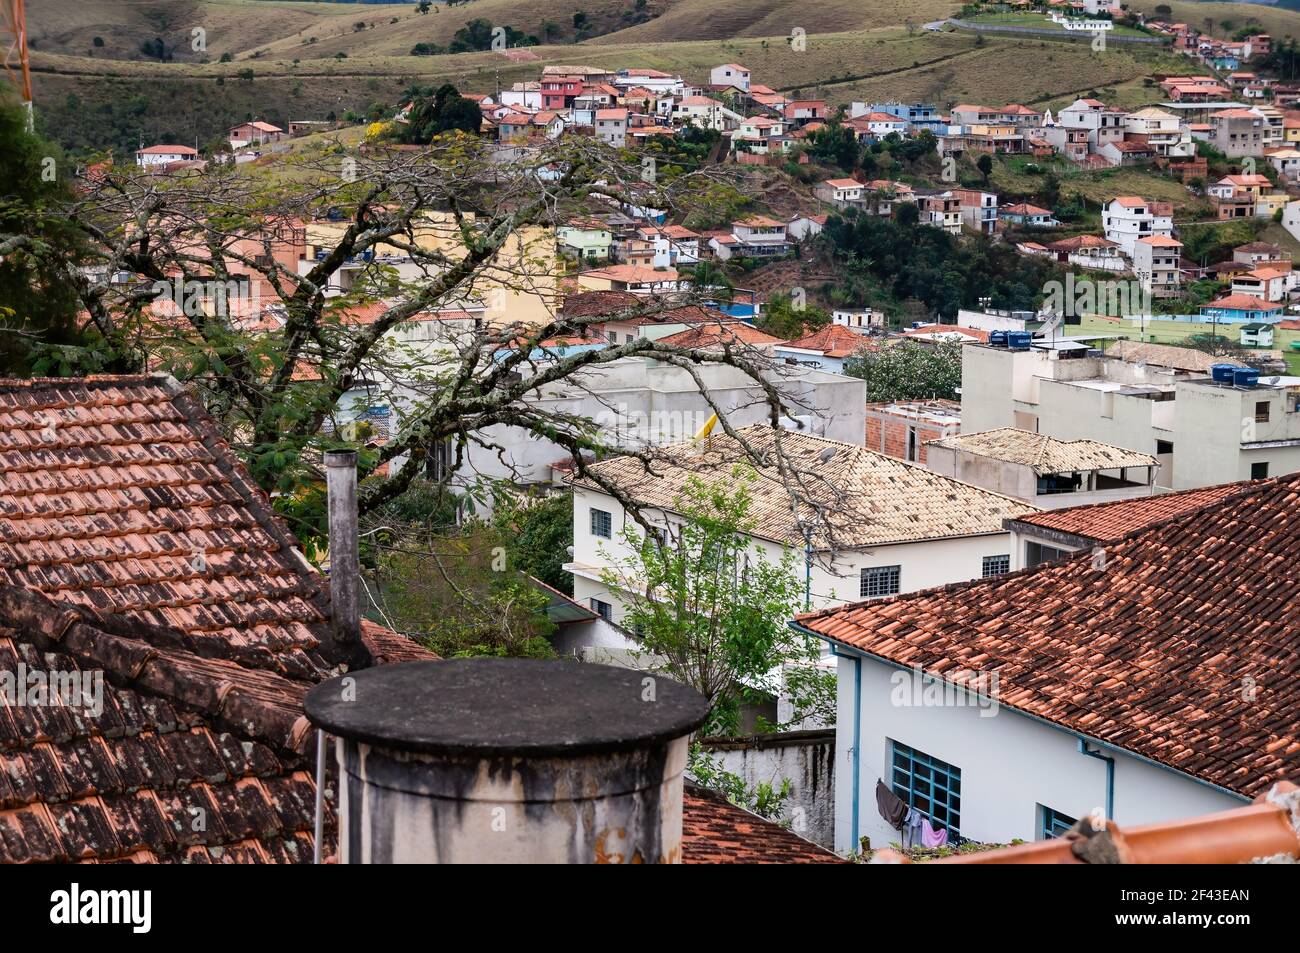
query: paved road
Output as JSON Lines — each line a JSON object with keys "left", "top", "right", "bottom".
{"left": 923, "top": 19, "right": 950, "bottom": 31}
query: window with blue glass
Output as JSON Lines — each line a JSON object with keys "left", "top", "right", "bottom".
{"left": 889, "top": 740, "right": 961, "bottom": 836}
{"left": 1039, "top": 805, "right": 1076, "bottom": 840}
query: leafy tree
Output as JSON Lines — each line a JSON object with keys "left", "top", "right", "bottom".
{"left": 758, "top": 292, "right": 830, "bottom": 340}
{"left": 374, "top": 521, "right": 558, "bottom": 658}
{"left": 976, "top": 152, "right": 993, "bottom": 184}
{"left": 0, "top": 95, "right": 104, "bottom": 375}
{"left": 807, "top": 120, "right": 859, "bottom": 172}
{"left": 495, "top": 493, "right": 574, "bottom": 594}
{"left": 598, "top": 470, "right": 832, "bottom": 736}
{"left": 397, "top": 83, "right": 482, "bottom": 142}
{"left": 843, "top": 340, "right": 964, "bottom": 402}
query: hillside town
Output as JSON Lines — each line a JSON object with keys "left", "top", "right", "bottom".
{"left": 0, "top": 0, "right": 1298, "bottom": 901}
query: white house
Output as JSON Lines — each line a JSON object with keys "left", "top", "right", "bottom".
{"left": 672, "top": 96, "right": 743, "bottom": 132}
{"left": 135, "top": 144, "right": 199, "bottom": 168}
{"left": 613, "top": 68, "right": 685, "bottom": 96}
{"left": 1102, "top": 196, "right": 1174, "bottom": 258}
{"left": 594, "top": 108, "right": 629, "bottom": 147}
{"left": 1131, "top": 235, "right": 1184, "bottom": 297}
{"left": 796, "top": 477, "right": 1282, "bottom": 854}
{"left": 566, "top": 425, "right": 1032, "bottom": 626}
{"left": 710, "top": 63, "right": 751, "bottom": 92}
{"left": 813, "top": 178, "right": 865, "bottom": 208}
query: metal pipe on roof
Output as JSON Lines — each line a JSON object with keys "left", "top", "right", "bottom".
{"left": 313, "top": 729, "right": 326, "bottom": 865}
{"left": 324, "top": 450, "right": 361, "bottom": 653}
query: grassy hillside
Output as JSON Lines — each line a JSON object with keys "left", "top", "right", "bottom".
{"left": 1128, "top": 0, "right": 1300, "bottom": 42}
{"left": 587, "top": 0, "right": 960, "bottom": 44}
{"left": 23, "top": 0, "right": 1222, "bottom": 157}
{"left": 25, "top": 0, "right": 669, "bottom": 63}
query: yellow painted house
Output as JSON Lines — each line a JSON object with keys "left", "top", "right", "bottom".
{"left": 301, "top": 212, "right": 561, "bottom": 326}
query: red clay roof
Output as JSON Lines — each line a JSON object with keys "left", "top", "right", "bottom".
{"left": 659, "top": 323, "right": 784, "bottom": 349}
{"left": 783, "top": 323, "right": 872, "bottom": 358}
{"left": 681, "top": 786, "right": 844, "bottom": 863}
{"left": 1008, "top": 481, "right": 1249, "bottom": 544}
{"left": 796, "top": 473, "right": 1300, "bottom": 798}
{"left": 0, "top": 375, "right": 431, "bottom": 862}
{"left": 0, "top": 377, "right": 826, "bottom": 864}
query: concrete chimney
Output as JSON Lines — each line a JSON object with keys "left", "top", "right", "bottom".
{"left": 304, "top": 658, "right": 709, "bottom": 863}
{"left": 324, "top": 449, "right": 360, "bottom": 653}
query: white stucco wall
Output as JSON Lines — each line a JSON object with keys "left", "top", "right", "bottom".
{"left": 568, "top": 486, "right": 1017, "bottom": 620}
{"left": 830, "top": 652, "right": 1246, "bottom": 854}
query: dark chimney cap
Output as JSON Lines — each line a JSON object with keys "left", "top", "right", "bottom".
{"left": 305, "top": 659, "right": 709, "bottom": 758}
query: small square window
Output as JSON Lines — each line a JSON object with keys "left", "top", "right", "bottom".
{"left": 1040, "top": 805, "right": 1076, "bottom": 840}
{"left": 860, "top": 565, "right": 901, "bottom": 598}
{"left": 590, "top": 508, "right": 613, "bottom": 539}
{"left": 1251, "top": 462, "right": 1270, "bottom": 479}
{"left": 590, "top": 598, "right": 612, "bottom": 620}
{"left": 1255, "top": 400, "right": 1270, "bottom": 423}
{"left": 981, "top": 554, "right": 1010, "bottom": 578}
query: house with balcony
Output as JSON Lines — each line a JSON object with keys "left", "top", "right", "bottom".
{"left": 673, "top": 96, "right": 743, "bottom": 131}
{"left": 1121, "top": 107, "right": 1195, "bottom": 158}
{"left": 846, "top": 112, "right": 908, "bottom": 142}
{"left": 1102, "top": 196, "right": 1174, "bottom": 258}
{"left": 854, "top": 101, "right": 945, "bottom": 134}
{"left": 917, "top": 191, "right": 962, "bottom": 235}
{"left": 953, "top": 189, "right": 999, "bottom": 235}
{"left": 1131, "top": 235, "right": 1184, "bottom": 297}
{"left": 710, "top": 216, "right": 791, "bottom": 260}
{"left": 1043, "top": 234, "right": 1125, "bottom": 271}
{"left": 1229, "top": 263, "right": 1296, "bottom": 303}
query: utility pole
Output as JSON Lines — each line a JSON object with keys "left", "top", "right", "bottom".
{"left": 1, "top": 0, "right": 33, "bottom": 131}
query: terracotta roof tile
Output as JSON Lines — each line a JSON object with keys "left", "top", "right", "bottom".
{"left": 927, "top": 428, "right": 1157, "bottom": 475}
{"left": 681, "top": 786, "right": 844, "bottom": 863}
{"left": 0, "top": 378, "right": 849, "bottom": 864}
{"left": 577, "top": 425, "right": 1034, "bottom": 549}
{"left": 1009, "top": 481, "right": 1249, "bottom": 544}
{"left": 795, "top": 474, "right": 1300, "bottom": 797}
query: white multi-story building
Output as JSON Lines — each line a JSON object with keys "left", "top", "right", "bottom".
{"left": 1131, "top": 234, "right": 1184, "bottom": 297}
{"left": 1102, "top": 196, "right": 1174, "bottom": 258}
{"left": 961, "top": 337, "right": 1300, "bottom": 489}
{"left": 566, "top": 425, "right": 1031, "bottom": 625}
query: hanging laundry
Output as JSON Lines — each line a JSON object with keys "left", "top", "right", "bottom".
{"left": 902, "top": 808, "right": 925, "bottom": 849}
{"left": 875, "top": 779, "right": 908, "bottom": 829}
{"left": 921, "top": 817, "right": 949, "bottom": 848}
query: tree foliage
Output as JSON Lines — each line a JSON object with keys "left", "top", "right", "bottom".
{"left": 599, "top": 470, "right": 832, "bottom": 737}
{"left": 0, "top": 95, "right": 106, "bottom": 375}
{"left": 843, "top": 340, "right": 964, "bottom": 402}
{"left": 397, "top": 84, "right": 482, "bottom": 143}
{"left": 822, "top": 207, "right": 1056, "bottom": 319}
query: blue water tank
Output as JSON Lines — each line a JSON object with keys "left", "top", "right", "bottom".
{"left": 1234, "top": 368, "right": 1260, "bottom": 389}
{"left": 1007, "top": 331, "right": 1032, "bottom": 350}
{"left": 989, "top": 330, "right": 1008, "bottom": 348}
{"left": 1211, "top": 363, "right": 1237, "bottom": 384}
